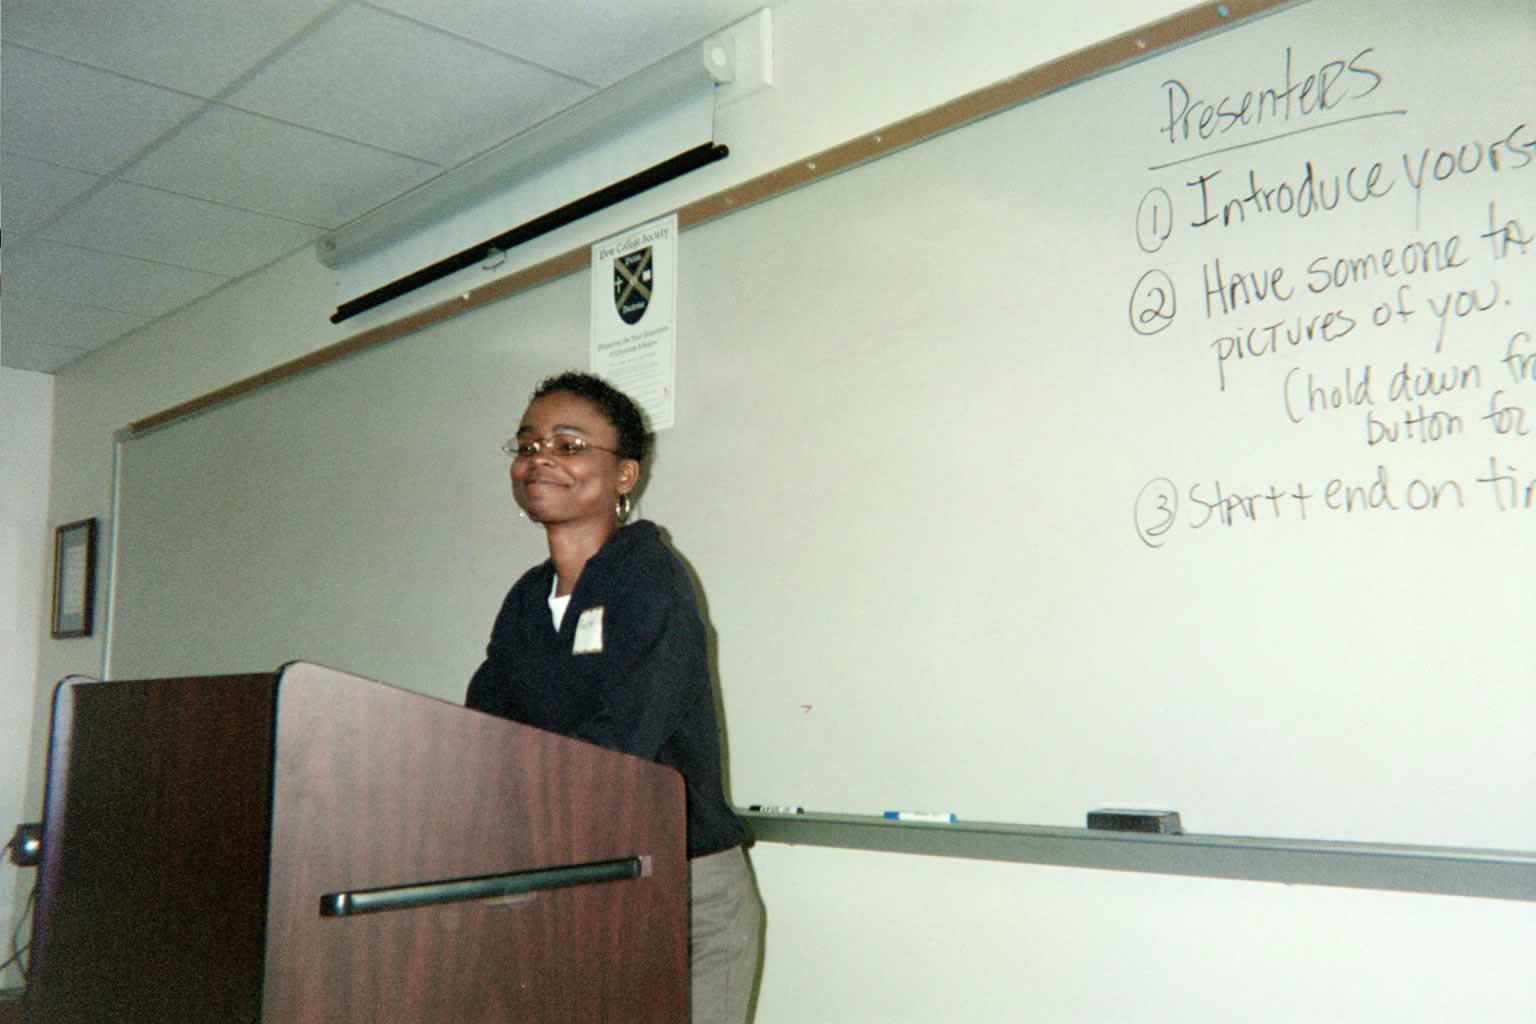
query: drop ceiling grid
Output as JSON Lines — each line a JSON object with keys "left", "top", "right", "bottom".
{"left": 0, "top": 0, "right": 776, "bottom": 373}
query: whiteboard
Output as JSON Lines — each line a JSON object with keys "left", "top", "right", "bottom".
{"left": 111, "top": 0, "right": 1536, "bottom": 852}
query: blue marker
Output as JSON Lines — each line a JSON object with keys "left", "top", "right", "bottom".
{"left": 883, "top": 810, "right": 957, "bottom": 823}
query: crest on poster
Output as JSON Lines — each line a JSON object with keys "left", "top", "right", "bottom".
{"left": 613, "top": 247, "right": 653, "bottom": 324}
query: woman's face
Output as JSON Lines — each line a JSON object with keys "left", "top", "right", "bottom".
{"left": 509, "top": 391, "right": 637, "bottom": 527}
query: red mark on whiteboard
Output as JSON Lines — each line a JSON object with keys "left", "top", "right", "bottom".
{"left": 801, "top": 705, "right": 813, "bottom": 713}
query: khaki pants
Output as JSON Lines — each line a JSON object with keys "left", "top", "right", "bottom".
{"left": 689, "top": 845, "right": 763, "bottom": 1024}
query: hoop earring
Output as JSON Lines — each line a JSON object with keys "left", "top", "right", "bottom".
{"left": 615, "top": 492, "right": 632, "bottom": 524}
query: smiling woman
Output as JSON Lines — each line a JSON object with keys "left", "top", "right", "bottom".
{"left": 506, "top": 381, "right": 644, "bottom": 550}
{"left": 466, "top": 371, "right": 762, "bottom": 1024}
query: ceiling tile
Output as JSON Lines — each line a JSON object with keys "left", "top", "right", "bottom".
{"left": 227, "top": 6, "right": 594, "bottom": 165}
{"left": 0, "top": 0, "right": 776, "bottom": 375}
{"left": 41, "top": 182, "right": 322, "bottom": 277}
{"left": 121, "top": 106, "right": 441, "bottom": 228}
{"left": 0, "top": 151, "right": 103, "bottom": 235}
{"left": 374, "top": 0, "right": 765, "bottom": 85}
{"left": 6, "top": 239, "right": 229, "bottom": 318}
{"left": 0, "top": 0, "right": 340, "bottom": 97}
{"left": 1, "top": 295, "right": 151, "bottom": 353}
{"left": 0, "top": 44, "right": 206, "bottom": 173}
{"left": 0, "top": 339, "right": 98, "bottom": 374}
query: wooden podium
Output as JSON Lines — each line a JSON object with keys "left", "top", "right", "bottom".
{"left": 26, "top": 662, "right": 688, "bottom": 1023}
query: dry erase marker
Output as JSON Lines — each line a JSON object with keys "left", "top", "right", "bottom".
{"left": 883, "top": 810, "right": 957, "bottom": 823}
{"left": 749, "top": 804, "right": 805, "bottom": 814}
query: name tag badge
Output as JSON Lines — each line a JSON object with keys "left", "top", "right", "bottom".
{"left": 573, "top": 606, "right": 605, "bottom": 655}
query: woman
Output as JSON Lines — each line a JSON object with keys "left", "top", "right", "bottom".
{"left": 466, "top": 371, "right": 761, "bottom": 1023}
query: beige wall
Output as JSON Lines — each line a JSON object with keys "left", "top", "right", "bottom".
{"left": 1, "top": 366, "right": 53, "bottom": 988}
{"left": 26, "top": 0, "right": 1192, "bottom": 803}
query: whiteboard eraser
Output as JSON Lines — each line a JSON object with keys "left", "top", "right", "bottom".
{"left": 1087, "top": 809, "right": 1183, "bottom": 834}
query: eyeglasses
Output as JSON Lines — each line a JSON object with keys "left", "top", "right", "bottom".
{"left": 501, "top": 434, "right": 622, "bottom": 460}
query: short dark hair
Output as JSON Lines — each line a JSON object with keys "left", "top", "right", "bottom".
{"left": 531, "top": 371, "right": 652, "bottom": 462}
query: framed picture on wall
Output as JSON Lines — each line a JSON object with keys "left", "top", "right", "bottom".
{"left": 51, "top": 518, "right": 98, "bottom": 639}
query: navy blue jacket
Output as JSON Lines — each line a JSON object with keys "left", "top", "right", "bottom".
{"left": 467, "top": 520, "right": 747, "bottom": 858}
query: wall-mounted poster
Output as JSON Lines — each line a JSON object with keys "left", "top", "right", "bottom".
{"left": 51, "top": 518, "right": 97, "bottom": 639}
{"left": 591, "top": 213, "right": 678, "bottom": 431}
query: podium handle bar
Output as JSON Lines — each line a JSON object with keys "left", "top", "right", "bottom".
{"left": 319, "top": 856, "right": 644, "bottom": 917}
